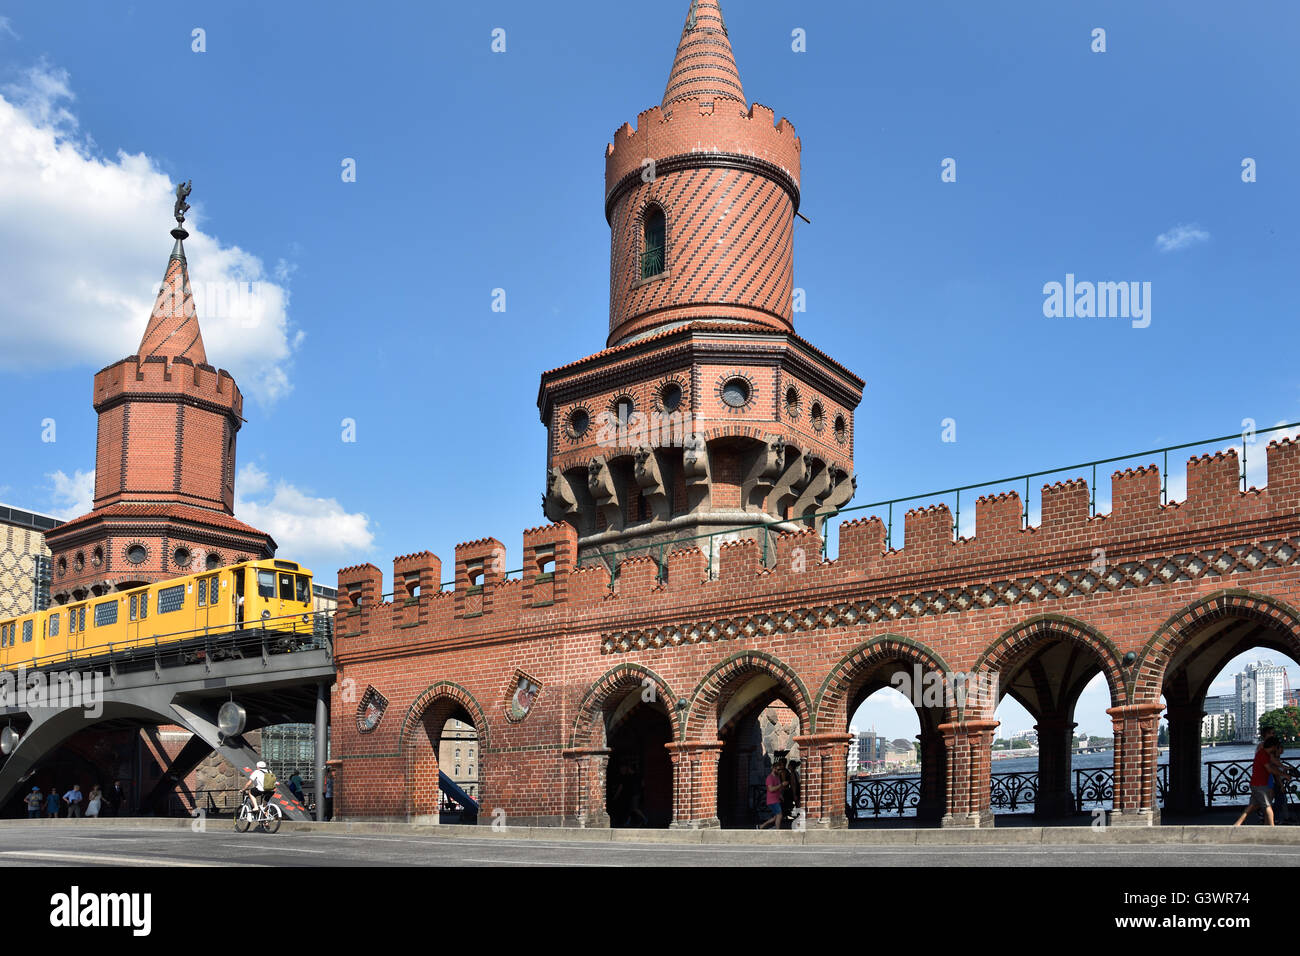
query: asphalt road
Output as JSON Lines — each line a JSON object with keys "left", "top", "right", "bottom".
{"left": 0, "top": 825, "right": 1298, "bottom": 866}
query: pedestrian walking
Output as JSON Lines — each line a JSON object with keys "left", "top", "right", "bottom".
{"left": 45, "top": 787, "right": 61, "bottom": 818}
{"left": 288, "top": 770, "right": 304, "bottom": 803}
{"left": 63, "top": 784, "right": 84, "bottom": 819}
{"left": 785, "top": 758, "right": 803, "bottom": 826}
{"left": 109, "top": 781, "right": 127, "bottom": 818}
{"left": 757, "top": 761, "right": 783, "bottom": 830}
{"left": 25, "top": 787, "right": 43, "bottom": 819}
{"left": 323, "top": 768, "right": 334, "bottom": 821}
{"left": 1233, "top": 737, "right": 1291, "bottom": 826}
{"left": 86, "top": 785, "right": 103, "bottom": 818}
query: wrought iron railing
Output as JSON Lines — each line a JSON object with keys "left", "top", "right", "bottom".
{"left": 574, "top": 421, "right": 1299, "bottom": 587}
{"left": 989, "top": 771, "right": 1039, "bottom": 811}
{"left": 1206, "top": 759, "right": 1300, "bottom": 806}
{"left": 848, "top": 774, "right": 923, "bottom": 818}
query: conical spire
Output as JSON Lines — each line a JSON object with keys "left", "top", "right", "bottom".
{"left": 136, "top": 232, "right": 208, "bottom": 365}
{"left": 662, "top": 0, "right": 746, "bottom": 109}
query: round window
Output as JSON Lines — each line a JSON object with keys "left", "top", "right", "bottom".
{"left": 834, "top": 414, "right": 848, "bottom": 443}
{"left": 566, "top": 408, "right": 590, "bottom": 439}
{"left": 810, "top": 402, "right": 825, "bottom": 431}
{"left": 74, "top": 552, "right": 85, "bottom": 572}
{"left": 91, "top": 547, "right": 104, "bottom": 568}
{"left": 57, "top": 557, "right": 67, "bottom": 576}
{"left": 206, "top": 553, "right": 221, "bottom": 570}
{"left": 614, "top": 397, "right": 635, "bottom": 422}
{"left": 721, "top": 378, "right": 751, "bottom": 408}
{"left": 173, "top": 547, "right": 192, "bottom": 568}
{"left": 660, "top": 382, "right": 683, "bottom": 413}
{"left": 784, "top": 386, "right": 801, "bottom": 417}
{"left": 125, "top": 545, "right": 147, "bottom": 565}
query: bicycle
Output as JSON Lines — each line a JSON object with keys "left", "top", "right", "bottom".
{"left": 234, "top": 792, "right": 283, "bottom": 833}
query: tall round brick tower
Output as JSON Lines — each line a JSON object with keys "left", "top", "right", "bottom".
{"left": 539, "top": 0, "right": 863, "bottom": 569}
{"left": 46, "top": 210, "right": 275, "bottom": 603}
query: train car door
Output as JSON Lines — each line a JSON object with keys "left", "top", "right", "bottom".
{"left": 126, "top": 592, "right": 143, "bottom": 645}
{"left": 235, "top": 568, "right": 247, "bottom": 629}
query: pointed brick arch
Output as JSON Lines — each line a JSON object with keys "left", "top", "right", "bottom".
{"left": 398, "top": 681, "right": 491, "bottom": 753}
{"left": 977, "top": 614, "right": 1126, "bottom": 710}
{"left": 1134, "top": 589, "right": 1300, "bottom": 701}
{"left": 811, "top": 634, "right": 955, "bottom": 733}
{"left": 569, "top": 662, "right": 681, "bottom": 749}
{"left": 684, "top": 650, "right": 810, "bottom": 741}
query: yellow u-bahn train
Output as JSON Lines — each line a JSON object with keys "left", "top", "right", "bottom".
{"left": 0, "top": 559, "right": 316, "bottom": 671}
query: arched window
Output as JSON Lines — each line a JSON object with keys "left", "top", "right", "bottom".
{"left": 641, "top": 206, "right": 666, "bottom": 279}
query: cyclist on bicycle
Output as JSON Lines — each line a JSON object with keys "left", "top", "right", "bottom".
{"left": 243, "top": 761, "right": 276, "bottom": 815}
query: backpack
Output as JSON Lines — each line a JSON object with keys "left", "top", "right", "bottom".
{"left": 262, "top": 770, "right": 277, "bottom": 791}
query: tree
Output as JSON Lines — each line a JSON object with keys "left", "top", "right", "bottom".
{"left": 1158, "top": 724, "right": 1169, "bottom": 746}
{"left": 1259, "top": 706, "right": 1300, "bottom": 746}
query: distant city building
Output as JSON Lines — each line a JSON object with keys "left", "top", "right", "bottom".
{"left": 439, "top": 717, "right": 479, "bottom": 803}
{"left": 0, "top": 504, "right": 62, "bottom": 619}
{"left": 1204, "top": 694, "right": 1236, "bottom": 718}
{"left": 1201, "top": 711, "right": 1235, "bottom": 740}
{"left": 1238, "top": 661, "right": 1287, "bottom": 741}
{"left": 1010, "top": 729, "right": 1038, "bottom": 744}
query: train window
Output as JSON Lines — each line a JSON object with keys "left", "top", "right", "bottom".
{"left": 48, "top": 614, "right": 59, "bottom": 637}
{"left": 279, "top": 573, "right": 294, "bottom": 601}
{"left": 22, "top": 620, "right": 32, "bottom": 642}
{"left": 198, "top": 579, "right": 207, "bottom": 607}
{"left": 130, "top": 595, "right": 138, "bottom": 621}
{"left": 95, "top": 601, "right": 118, "bottom": 627}
{"left": 158, "top": 585, "right": 185, "bottom": 614}
{"left": 257, "top": 570, "right": 275, "bottom": 598}
{"left": 296, "top": 575, "right": 310, "bottom": 604}
{"left": 141, "top": 593, "right": 149, "bottom": 619}
{"left": 78, "top": 608, "right": 86, "bottom": 632}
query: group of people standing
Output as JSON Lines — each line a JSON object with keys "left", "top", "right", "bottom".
{"left": 24, "top": 781, "right": 127, "bottom": 819}
{"left": 758, "top": 755, "right": 802, "bottom": 829}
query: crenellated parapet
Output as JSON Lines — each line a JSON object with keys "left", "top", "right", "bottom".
{"left": 93, "top": 354, "right": 242, "bottom": 419}
{"left": 337, "top": 442, "right": 1300, "bottom": 658}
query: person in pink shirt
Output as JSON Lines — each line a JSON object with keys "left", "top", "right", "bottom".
{"left": 757, "top": 764, "right": 783, "bottom": 830}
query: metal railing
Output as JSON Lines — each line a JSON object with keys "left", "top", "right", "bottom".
{"left": 573, "top": 421, "right": 1299, "bottom": 587}
{"left": 2, "top": 610, "right": 334, "bottom": 679}
{"left": 1206, "top": 759, "right": 1300, "bottom": 807}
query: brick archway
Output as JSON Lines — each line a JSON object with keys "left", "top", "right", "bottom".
{"left": 399, "top": 681, "right": 490, "bottom": 822}
{"left": 569, "top": 662, "right": 681, "bottom": 749}
{"left": 812, "top": 634, "right": 955, "bottom": 733}
{"left": 684, "top": 650, "right": 810, "bottom": 742}
{"left": 977, "top": 614, "right": 1126, "bottom": 711}
{"left": 1134, "top": 589, "right": 1300, "bottom": 698}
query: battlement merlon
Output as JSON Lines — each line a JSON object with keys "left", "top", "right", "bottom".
{"left": 335, "top": 441, "right": 1300, "bottom": 637}
{"left": 604, "top": 101, "right": 802, "bottom": 216}
{"left": 93, "top": 354, "right": 243, "bottom": 421}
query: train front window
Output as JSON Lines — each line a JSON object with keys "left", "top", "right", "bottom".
{"left": 257, "top": 570, "right": 275, "bottom": 598}
{"left": 296, "top": 575, "right": 311, "bottom": 604}
{"left": 279, "top": 573, "right": 294, "bottom": 601}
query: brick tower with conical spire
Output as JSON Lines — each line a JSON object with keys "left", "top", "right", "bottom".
{"left": 539, "top": 0, "right": 863, "bottom": 569}
{"left": 46, "top": 202, "right": 275, "bottom": 603}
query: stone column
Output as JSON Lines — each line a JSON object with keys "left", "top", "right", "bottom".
{"left": 562, "top": 747, "right": 611, "bottom": 828}
{"left": 1107, "top": 701, "right": 1164, "bottom": 827}
{"left": 1034, "top": 715, "right": 1078, "bottom": 819}
{"left": 940, "top": 717, "right": 998, "bottom": 828}
{"left": 1163, "top": 703, "right": 1205, "bottom": 815}
{"left": 793, "top": 732, "right": 852, "bottom": 829}
{"left": 666, "top": 740, "right": 723, "bottom": 829}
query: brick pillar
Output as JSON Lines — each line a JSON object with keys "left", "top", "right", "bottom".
{"left": 1163, "top": 704, "right": 1205, "bottom": 815}
{"left": 940, "top": 718, "right": 998, "bottom": 828}
{"left": 1108, "top": 701, "right": 1163, "bottom": 826}
{"left": 563, "top": 747, "right": 612, "bottom": 828}
{"left": 793, "top": 732, "right": 852, "bottom": 829}
{"left": 917, "top": 726, "right": 946, "bottom": 821}
{"left": 1034, "top": 715, "right": 1078, "bottom": 818}
{"left": 666, "top": 741, "right": 723, "bottom": 829}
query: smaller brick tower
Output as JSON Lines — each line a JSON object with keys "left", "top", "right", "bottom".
{"left": 538, "top": 0, "right": 863, "bottom": 569}
{"left": 46, "top": 204, "right": 274, "bottom": 602}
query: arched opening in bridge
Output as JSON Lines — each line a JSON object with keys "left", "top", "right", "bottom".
{"left": 410, "top": 702, "right": 482, "bottom": 825}
{"left": 604, "top": 700, "right": 673, "bottom": 828}
{"left": 989, "top": 628, "right": 1120, "bottom": 823}
{"left": 714, "top": 674, "right": 804, "bottom": 829}
{"left": 847, "top": 683, "right": 939, "bottom": 826}
{"left": 1155, "top": 604, "right": 1300, "bottom": 821}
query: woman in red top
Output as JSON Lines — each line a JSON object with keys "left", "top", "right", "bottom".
{"left": 1233, "top": 738, "right": 1290, "bottom": 826}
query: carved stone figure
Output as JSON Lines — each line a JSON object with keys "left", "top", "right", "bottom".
{"left": 742, "top": 436, "right": 785, "bottom": 511}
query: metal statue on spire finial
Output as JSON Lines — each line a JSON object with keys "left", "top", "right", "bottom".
{"left": 171, "top": 180, "right": 192, "bottom": 240}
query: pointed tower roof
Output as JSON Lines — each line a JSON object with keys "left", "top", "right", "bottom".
{"left": 662, "top": 0, "right": 746, "bottom": 109}
{"left": 137, "top": 228, "right": 208, "bottom": 366}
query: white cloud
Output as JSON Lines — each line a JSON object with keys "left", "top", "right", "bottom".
{"left": 47, "top": 468, "right": 95, "bottom": 520}
{"left": 1155, "top": 223, "right": 1210, "bottom": 253}
{"left": 0, "top": 61, "right": 299, "bottom": 403}
{"left": 235, "top": 464, "right": 375, "bottom": 568}
{"left": 0, "top": 17, "right": 18, "bottom": 40}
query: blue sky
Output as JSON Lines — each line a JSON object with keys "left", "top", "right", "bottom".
{"left": 0, "top": 0, "right": 1297, "bottom": 737}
